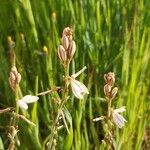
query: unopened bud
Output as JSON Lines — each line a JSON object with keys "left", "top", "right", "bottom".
{"left": 104, "top": 84, "right": 111, "bottom": 98}
{"left": 16, "top": 73, "right": 21, "bottom": 84}
{"left": 110, "top": 87, "right": 118, "bottom": 99}
{"left": 52, "top": 12, "right": 56, "bottom": 22}
{"left": 43, "top": 46, "right": 48, "bottom": 54}
{"left": 61, "top": 35, "right": 69, "bottom": 50}
{"left": 11, "top": 66, "right": 18, "bottom": 76}
{"left": 62, "top": 27, "right": 73, "bottom": 41}
{"left": 58, "top": 45, "right": 67, "bottom": 64}
{"left": 68, "top": 40, "right": 76, "bottom": 60}
{"left": 9, "top": 66, "right": 21, "bottom": 90}
{"left": 20, "top": 33, "right": 25, "bottom": 41}
{"left": 104, "top": 72, "right": 115, "bottom": 86}
{"left": 7, "top": 36, "right": 15, "bottom": 49}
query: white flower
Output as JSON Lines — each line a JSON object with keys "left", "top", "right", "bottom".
{"left": 17, "top": 95, "right": 39, "bottom": 110}
{"left": 70, "top": 78, "right": 89, "bottom": 99}
{"left": 70, "top": 66, "right": 89, "bottom": 99}
{"left": 112, "top": 106, "right": 127, "bottom": 128}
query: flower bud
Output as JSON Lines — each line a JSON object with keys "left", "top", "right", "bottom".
{"left": 7, "top": 36, "right": 15, "bottom": 49}
{"left": 68, "top": 40, "right": 76, "bottom": 60}
{"left": 16, "top": 73, "right": 21, "bottom": 84}
{"left": 11, "top": 66, "right": 18, "bottom": 76}
{"left": 58, "top": 45, "right": 67, "bottom": 64}
{"left": 104, "top": 84, "right": 111, "bottom": 98}
{"left": 43, "top": 46, "right": 48, "bottom": 54}
{"left": 110, "top": 87, "right": 118, "bottom": 99}
{"left": 62, "top": 27, "right": 73, "bottom": 41}
{"left": 104, "top": 72, "right": 115, "bottom": 86}
{"left": 51, "top": 12, "right": 56, "bottom": 22}
{"left": 61, "top": 35, "right": 69, "bottom": 50}
{"left": 9, "top": 66, "right": 21, "bottom": 90}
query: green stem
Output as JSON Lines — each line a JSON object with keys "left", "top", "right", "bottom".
{"left": 48, "top": 62, "right": 70, "bottom": 149}
{"left": 107, "top": 99, "right": 112, "bottom": 119}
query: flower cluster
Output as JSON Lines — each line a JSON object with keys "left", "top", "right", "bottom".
{"left": 103, "top": 72, "right": 126, "bottom": 128}
{"left": 104, "top": 72, "right": 118, "bottom": 100}
{"left": 93, "top": 72, "right": 126, "bottom": 130}
{"left": 9, "top": 66, "right": 21, "bottom": 91}
{"left": 57, "top": 27, "right": 89, "bottom": 100}
{"left": 58, "top": 27, "right": 76, "bottom": 65}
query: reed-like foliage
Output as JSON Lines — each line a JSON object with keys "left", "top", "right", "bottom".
{"left": 0, "top": 0, "right": 149, "bottom": 149}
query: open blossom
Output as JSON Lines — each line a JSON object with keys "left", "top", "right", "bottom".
{"left": 112, "top": 106, "right": 127, "bottom": 128}
{"left": 70, "top": 66, "right": 89, "bottom": 99}
{"left": 70, "top": 78, "right": 89, "bottom": 99}
{"left": 17, "top": 95, "right": 39, "bottom": 110}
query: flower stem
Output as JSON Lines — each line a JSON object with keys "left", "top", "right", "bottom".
{"left": 48, "top": 61, "right": 70, "bottom": 149}
{"left": 107, "top": 99, "right": 112, "bottom": 119}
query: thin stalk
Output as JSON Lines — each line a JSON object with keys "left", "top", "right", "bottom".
{"left": 107, "top": 99, "right": 112, "bottom": 119}
{"left": 105, "top": 98, "right": 115, "bottom": 150}
{"left": 48, "top": 62, "right": 70, "bottom": 149}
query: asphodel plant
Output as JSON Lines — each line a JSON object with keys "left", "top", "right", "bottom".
{"left": 46, "top": 27, "right": 89, "bottom": 149}
{"left": 7, "top": 37, "right": 39, "bottom": 149}
{"left": 93, "top": 72, "right": 127, "bottom": 149}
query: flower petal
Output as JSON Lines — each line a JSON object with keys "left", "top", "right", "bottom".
{"left": 71, "top": 66, "right": 87, "bottom": 78}
{"left": 114, "top": 106, "right": 126, "bottom": 113}
{"left": 21, "top": 95, "right": 39, "bottom": 103}
{"left": 17, "top": 100, "right": 28, "bottom": 110}
{"left": 113, "top": 112, "right": 127, "bottom": 128}
{"left": 70, "top": 79, "right": 89, "bottom": 99}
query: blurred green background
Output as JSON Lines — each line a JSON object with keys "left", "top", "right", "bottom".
{"left": 0, "top": 0, "right": 150, "bottom": 149}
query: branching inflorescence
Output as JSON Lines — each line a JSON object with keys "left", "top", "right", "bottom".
{"left": 47, "top": 27, "right": 89, "bottom": 149}
{"left": 93, "top": 72, "right": 127, "bottom": 149}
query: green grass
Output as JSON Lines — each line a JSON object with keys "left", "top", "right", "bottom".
{"left": 0, "top": 0, "right": 150, "bottom": 149}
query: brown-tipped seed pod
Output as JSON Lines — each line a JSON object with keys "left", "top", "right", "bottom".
{"left": 110, "top": 87, "right": 118, "bottom": 99}
{"left": 104, "top": 84, "right": 112, "bottom": 98}
{"left": 58, "top": 45, "right": 67, "bottom": 64}
{"left": 9, "top": 66, "right": 21, "bottom": 91}
{"left": 61, "top": 35, "right": 69, "bottom": 50}
{"left": 68, "top": 40, "right": 76, "bottom": 60}
{"left": 104, "top": 72, "right": 115, "bottom": 86}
